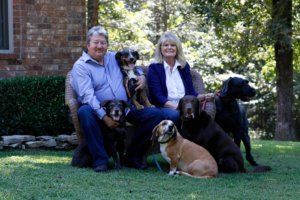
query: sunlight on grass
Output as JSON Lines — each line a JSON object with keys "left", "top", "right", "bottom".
{"left": 275, "top": 144, "right": 297, "bottom": 154}
{"left": 0, "top": 154, "right": 71, "bottom": 173}
{"left": 249, "top": 140, "right": 300, "bottom": 153}
{"left": 0, "top": 192, "right": 13, "bottom": 200}
{"left": 251, "top": 144, "right": 262, "bottom": 149}
{"left": 3, "top": 155, "right": 70, "bottom": 164}
{"left": 276, "top": 145, "right": 294, "bottom": 149}
{"left": 189, "top": 193, "right": 198, "bottom": 199}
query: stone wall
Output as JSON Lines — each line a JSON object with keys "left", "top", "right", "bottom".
{"left": 0, "top": 0, "right": 86, "bottom": 78}
{"left": 0, "top": 133, "right": 78, "bottom": 150}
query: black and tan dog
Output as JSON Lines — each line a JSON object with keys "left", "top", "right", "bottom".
{"left": 116, "top": 48, "right": 153, "bottom": 109}
{"left": 178, "top": 95, "right": 271, "bottom": 173}
{"left": 152, "top": 120, "right": 218, "bottom": 178}
{"left": 215, "top": 77, "right": 259, "bottom": 166}
{"left": 71, "top": 100, "right": 127, "bottom": 169}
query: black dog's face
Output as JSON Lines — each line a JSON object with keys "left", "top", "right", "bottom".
{"left": 178, "top": 95, "right": 200, "bottom": 121}
{"left": 222, "top": 77, "right": 256, "bottom": 101}
{"left": 101, "top": 100, "right": 127, "bottom": 122}
{"left": 115, "top": 48, "right": 139, "bottom": 69}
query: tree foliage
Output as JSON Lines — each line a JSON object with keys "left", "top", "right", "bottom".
{"left": 88, "top": 0, "right": 300, "bottom": 140}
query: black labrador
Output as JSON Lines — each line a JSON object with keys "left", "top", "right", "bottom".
{"left": 215, "top": 77, "right": 258, "bottom": 166}
{"left": 71, "top": 100, "right": 128, "bottom": 169}
{"left": 179, "top": 95, "right": 271, "bottom": 173}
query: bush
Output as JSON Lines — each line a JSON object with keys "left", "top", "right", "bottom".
{"left": 0, "top": 76, "right": 74, "bottom": 136}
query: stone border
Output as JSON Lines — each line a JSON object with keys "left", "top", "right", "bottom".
{"left": 0, "top": 133, "right": 78, "bottom": 150}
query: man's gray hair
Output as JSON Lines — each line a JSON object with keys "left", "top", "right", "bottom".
{"left": 86, "top": 26, "right": 109, "bottom": 45}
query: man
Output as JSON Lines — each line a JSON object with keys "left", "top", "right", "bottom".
{"left": 71, "top": 26, "right": 178, "bottom": 172}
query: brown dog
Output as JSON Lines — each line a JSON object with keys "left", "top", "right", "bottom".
{"left": 179, "top": 95, "right": 271, "bottom": 173}
{"left": 115, "top": 48, "right": 153, "bottom": 109}
{"left": 152, "top": 120, "right": 218, "bottom": 178}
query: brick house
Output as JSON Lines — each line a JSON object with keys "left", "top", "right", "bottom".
{"left": 0, "top": 0, "right": 86, "bottom": 79}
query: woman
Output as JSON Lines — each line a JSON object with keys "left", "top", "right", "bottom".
{"left": 147, "top": 32, "right": 201, "bottom": 113}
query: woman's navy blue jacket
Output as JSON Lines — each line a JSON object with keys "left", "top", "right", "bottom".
{"left": 147, "top": 62, "right": 198, "bottom": 107}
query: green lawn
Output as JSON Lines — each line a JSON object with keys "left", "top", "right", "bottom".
{"left": 0, "top": 140, "right": 299, "bottom": 200}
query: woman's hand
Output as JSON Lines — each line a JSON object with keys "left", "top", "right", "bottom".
{"left": 164, "top": 101, "right": 178, "bottom": 109}
{"left": 197, "top": 93, "right": 216, "bottom": 101}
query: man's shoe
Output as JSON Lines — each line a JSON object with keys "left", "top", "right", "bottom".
{"left": 124, "top": 156, "right": 147, "bottom": 170}
{"left": 94, "top": 164, "right": 108, "bottom": 172}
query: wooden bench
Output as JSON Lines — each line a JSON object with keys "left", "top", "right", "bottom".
{"left": 65, "top": 66, "right": 213, "bottom": 154}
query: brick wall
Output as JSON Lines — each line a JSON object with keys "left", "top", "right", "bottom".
{"left": 0, "top": 0, "right": 86, "bottom": 78}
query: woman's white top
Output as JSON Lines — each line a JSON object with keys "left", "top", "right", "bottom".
{"left": 164, "top": 60, "right": 185, "bottom": 104}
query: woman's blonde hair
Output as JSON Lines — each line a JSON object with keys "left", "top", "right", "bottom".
{"left": 154, "top": 32, "right": 187, "bottom": 67}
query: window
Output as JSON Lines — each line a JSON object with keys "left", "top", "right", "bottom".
{"left": 0, "top": 0, "right": 13, "bottom": 53}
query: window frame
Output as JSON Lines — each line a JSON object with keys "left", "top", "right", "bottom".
{"left": 0, "top": 0, "right": 13, "bottom": 54}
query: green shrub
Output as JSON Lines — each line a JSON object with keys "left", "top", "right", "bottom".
{"left": 0, "top": 76, "right": 74, "bottom": 136}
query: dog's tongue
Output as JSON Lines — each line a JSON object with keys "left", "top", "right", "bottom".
{"left": 128, "top": 63, "right": 135, "bottom": 68}
{"left": 184, "top": 113, "right": 194, "bottom": 120}
{"left": 112, "top": 115, "right": 120, "bottom": 121}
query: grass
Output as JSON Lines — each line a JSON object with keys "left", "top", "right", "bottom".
{"left": 0, "top": 140, "right": 299, "bottom": 200}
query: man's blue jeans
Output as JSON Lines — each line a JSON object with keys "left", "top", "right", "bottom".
{"left": 77, "top": 105, "right": 179, "bottom": 168}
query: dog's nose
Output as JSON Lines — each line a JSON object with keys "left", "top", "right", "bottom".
{"left": 129, "top": 57, "right": 135, "bottom": 62}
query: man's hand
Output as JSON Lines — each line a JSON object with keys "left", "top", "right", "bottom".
{"left": 135, "top": 75, "right": 146, "bottom": 90}
{"left": 103, "top": 115, "right": 120, "bottom": 129}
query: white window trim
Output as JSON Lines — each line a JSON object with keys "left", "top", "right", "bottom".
{"left": 0, "top": 0, "right": 13, "bottom": 54}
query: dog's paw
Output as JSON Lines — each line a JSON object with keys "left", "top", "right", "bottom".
{"left": 246, "top": 154, "right": 258, "bottom": 166}
{"left": 168, "top": 170, "right": 180, "bottom": 176}
{"left": 173, "top": 171, "right": 181, "bottom": 176}
{"left": 168, "top": 170, "right": 175, "bottom": 176}
{"left": 144, "top": 102, "right": 155, "bottom": 108}
{"left": 136, "top": 105, "right": 144, "bottom": 110}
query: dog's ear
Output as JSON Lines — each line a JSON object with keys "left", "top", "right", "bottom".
{"left": 197, "top": 98, "right": 202, "bottom": 115}
{"left": 134, "top": 51, "right": 140, "bottom": 60}
{"left": 120, "top": 100, "right": 130, "bottom": 109}
{"left": 173, "top": 123, "right": 179, "bottom": 134}
{"left": 150, "top": 124, "right": 159, "bottom": 144}
{"left": 121, "top": 100, "right": 129, "bottom": 107}
{"left": 177, "top": 98, "right": 182, "bottom": 112}
{"left": 100, "top": 100, "right": 110, "bottom": 108}
{"left": 221, "top": 77, "right": 233, "bottom": 95}
{"left": 152, "top": 124, "right": 159, "bottom": 137}
{"left": 115, "top": 51, "right": 122, "bottom": 65}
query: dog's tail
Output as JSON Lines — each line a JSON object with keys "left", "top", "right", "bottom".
{"left": 252, "top": 165, "right": 272, "bottom": 173}
{"left": 175, "top": 171, "right": 217, "bottom": 179}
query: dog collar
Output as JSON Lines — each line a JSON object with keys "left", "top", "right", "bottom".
{"left": 219, "top": 93, "right": 236, "bottom": 102}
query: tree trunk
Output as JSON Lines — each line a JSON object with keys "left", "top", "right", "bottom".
{"left": 272, "top": 0, "right": 294, "bottom": 140}
{"left": 154, "top": 3, "right": 161, "bottom": 42}
{"left": 162, "top": 0, "right": 169, "bottom": 32}
{"left": 87, "top": 0, "right": 99, "bottom": 29}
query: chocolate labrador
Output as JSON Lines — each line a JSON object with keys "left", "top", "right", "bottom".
{"left": 178, "top": 95, "right": 271, "bottom": 173}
